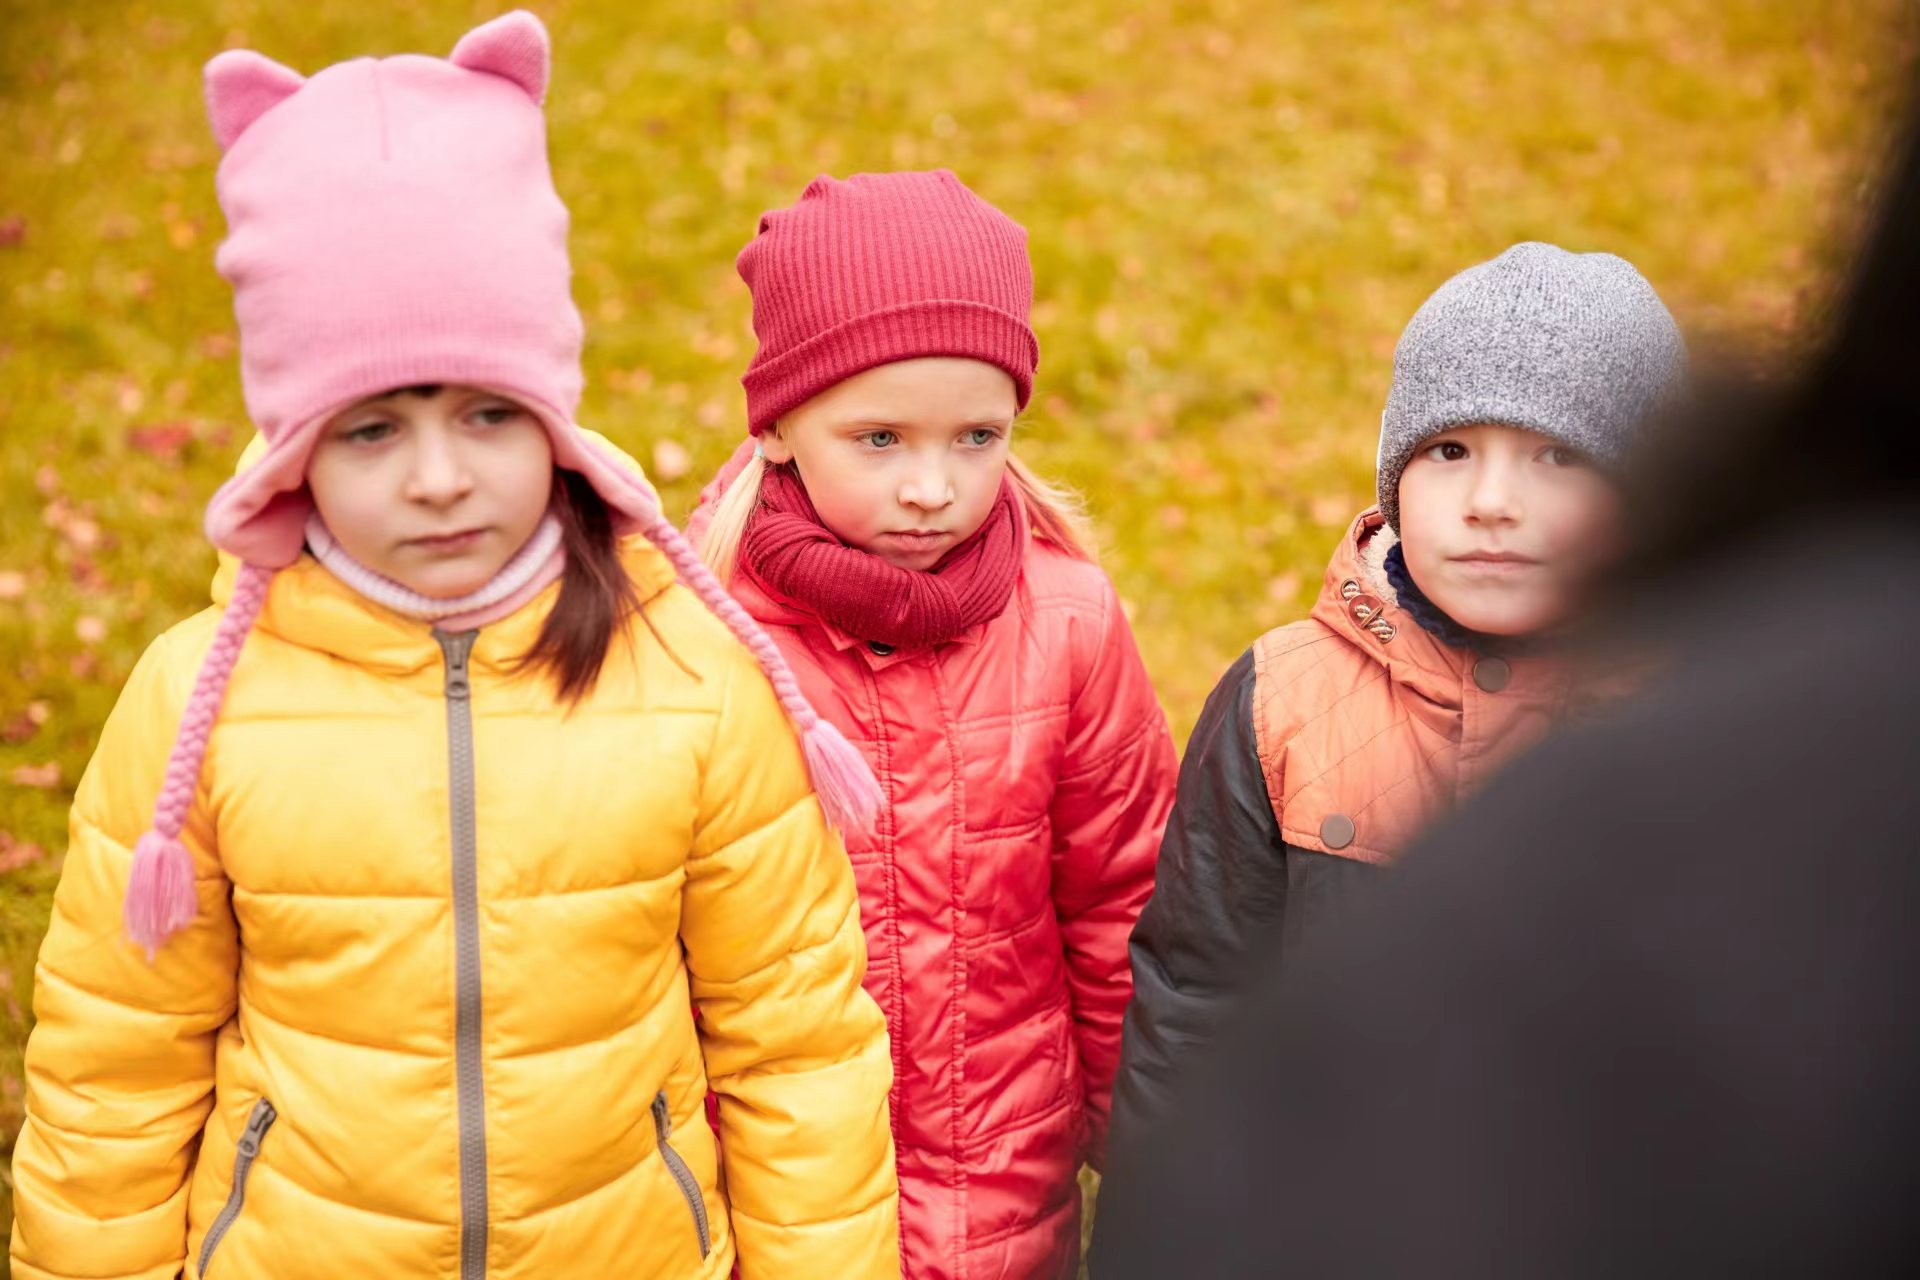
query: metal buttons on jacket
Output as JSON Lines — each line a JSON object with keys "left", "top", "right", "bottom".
{"left": 1320, "top": 813, "right": 1357, "bottom": 850}
{"left": 1339, "top": 580, "right": 1396, "bottom": 645}
{"left": 1473, "top": 656, "right": 1511, "bottom": 693}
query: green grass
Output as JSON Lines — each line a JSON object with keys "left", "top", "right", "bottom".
{"left": 2, "top": 0, "right": 1915, "bottom": 1261}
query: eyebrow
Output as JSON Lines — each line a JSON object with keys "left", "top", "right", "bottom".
{"left": 349, "top": 383, "right": 443, "bottom": 409}
{"left": 840, "top": 417, "right": 1012, "bottom": 431}
{"left": 366, "top": 384, "right": 444, "bottom": 401}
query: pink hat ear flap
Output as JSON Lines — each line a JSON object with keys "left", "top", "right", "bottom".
{"left": 204, "top": 50, "right": 306, "bottom": 150}
{"left": 449, "top": 9, "right": 550, "bottom": 104}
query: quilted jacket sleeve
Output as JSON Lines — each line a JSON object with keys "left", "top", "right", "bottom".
{"left": 1048, "top": 576, "right": 1178, "bottom": 1170}
{"left": 1101, "top": 650, "right": 1289, "bottom": 1186}
{"left": 9, "top": 625, "right": 241, "bottom": 1280}
{"left": 1100, "top": 648, "right": 1384, "bottom": 1226}
{"left": 680, "top": 643, "right": 901, "bottom": 1280}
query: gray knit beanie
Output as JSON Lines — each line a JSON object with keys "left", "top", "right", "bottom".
{"left": 1377, "top": 241, "right": 1685, "bottom": 531}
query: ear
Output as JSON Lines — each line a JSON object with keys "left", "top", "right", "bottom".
{"left": 759, "top": 423, "right": 794, "bottom": 464}
{"left": 449, "top": 9, "right": 550, "bottom": 104}
{"left": 204, "top": 50, "right": 306, "bottom": 150}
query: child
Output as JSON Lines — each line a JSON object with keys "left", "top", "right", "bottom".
{"left": 1101, "top": 242, "right": 1687, "bottom": 1191}
{"left": 8, "top": 14, "right": 898, "bottom": 1279}
{"left": 691, "top": 171, "right": 1178, "bottom": 1280}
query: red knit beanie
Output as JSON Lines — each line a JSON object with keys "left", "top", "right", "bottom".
{"left": 736, "top": 170, "right": 1039, "bottom": 435}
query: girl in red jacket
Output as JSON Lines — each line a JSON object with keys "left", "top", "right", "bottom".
{"left": 692, "top": 170, "right": 1178, "bottom": 1280}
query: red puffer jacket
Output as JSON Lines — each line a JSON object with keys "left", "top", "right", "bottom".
{"left": 713, "top": 509, "right": 1175, "bottom": 1279}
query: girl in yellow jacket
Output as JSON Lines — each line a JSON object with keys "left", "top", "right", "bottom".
{"left": 8, "top": 13, "right": 898, "bottom": 1280}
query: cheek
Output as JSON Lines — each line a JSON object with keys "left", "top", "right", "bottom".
{"left": 1401, "top": 535, "right": 1449, "bottom": 596}
{"left": 306, "top": 453, "right": 393, "bottom": 542}
{"left": 1394, "top": 463, "right": 1454, "bottom": 532}
{"left": 1537, "top": 479, "right": 1627, "bottom": 573}
{"left": 942, "top": 454, "right": 1007, "bottom": 535}
{"left": 792, "top": 458, "right": 885, "bottom": 542}
{"left": 503, "top": 457, "right": 556, "bottom": 519}
{"left": 1393, "top": 481, "right": 1454, "bottom": 583}
{"left": 479, "top": 431, "right": 556, "bottom": 524}
{"left": 969, "top": 452, "right": 1009, "bottom": 499}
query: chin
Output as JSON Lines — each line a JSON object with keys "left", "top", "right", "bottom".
{"left": 855, "top": 537, "right": 948, "bottom": 572}
{"left": 876, "top": 552, "right": 943, "bottom": 572}
{"left": 401, "top": 564, "right": 498, "bottom": 600}
{"left": 1442, "top": 598, "right": 1563, "bottom": 638}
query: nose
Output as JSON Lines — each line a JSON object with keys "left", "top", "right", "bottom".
{"left": 403, "top": 425, "right": 475, "bottom": 508}
{"left": 897, "top": 452, "right": 955, "bottom": 513}
{"left": 1463, "top": 454, "right": 1521, "bottom": 527}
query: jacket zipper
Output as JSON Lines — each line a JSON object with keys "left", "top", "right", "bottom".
{"left": 652, "top": 1091, "right": 712, "bottom": 1258}
{"left": 437, "top": 629, "right": 490, "bottom": 1280}
{"left": 196, "top": 1097, "right": 278, "bottom": 1276}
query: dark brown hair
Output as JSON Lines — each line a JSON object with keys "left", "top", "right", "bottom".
{"left": 516, "top": 468, "right": 641, "bottom": 702}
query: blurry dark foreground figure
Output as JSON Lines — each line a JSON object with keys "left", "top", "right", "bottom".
{"left": 1089, "top": 115, "right": 1920, "bottom": 1278}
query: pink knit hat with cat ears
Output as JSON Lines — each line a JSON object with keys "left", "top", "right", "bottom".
{"left": 125, "top": 11, "right": 880, "bottom": 956}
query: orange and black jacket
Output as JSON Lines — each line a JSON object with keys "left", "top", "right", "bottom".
{"left": 1101, "top": 508, "right": 1615, "bottom": 1199}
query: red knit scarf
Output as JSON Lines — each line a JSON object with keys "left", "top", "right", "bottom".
{"left": 740, "top": 462, "right": 1025, "bottom": 649}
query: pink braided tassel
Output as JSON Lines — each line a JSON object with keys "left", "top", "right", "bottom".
{"left": 641, "top": 514, "right": 884, "bottom": 841}
{"left": 800, "top": 716, "right": 884, "bottom": 835}
{"left": 124, "top": 830, "right": 199, "bottom": 958}
{"left": 124, "top": 561, "right": 272, "bottom": 957}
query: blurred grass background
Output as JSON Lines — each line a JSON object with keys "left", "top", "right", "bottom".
{"left": 2, "top": 0, "right": 1915, "bottom": 1261}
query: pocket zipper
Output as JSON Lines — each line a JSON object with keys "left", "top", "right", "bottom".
{"left": 197, "top": 1097, "right": 278, "bottom": 1276}
{"left": 652, "top": 1091, "right": 712, "bottom": 1258}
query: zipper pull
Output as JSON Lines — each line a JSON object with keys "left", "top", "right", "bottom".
{"left": 436, "top": 630, "right": 477, "bottom": 700}
{"left": 238, "top": 1099, "right": 278, "bottom": 1157}
{"left": 652, "top": 1091, "right": 672, "bottom": 1138}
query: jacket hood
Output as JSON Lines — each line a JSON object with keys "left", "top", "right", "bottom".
{"left": 1311, "top": 509, "right": 1469, "bottom": 719}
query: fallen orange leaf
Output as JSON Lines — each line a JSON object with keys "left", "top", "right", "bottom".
{"left": 10, "top": 762, "right": 61, "bottom": 789}
{"left": 129, "top": 422, "right": 196, "bottom": 461}
{"left": 652, "top": 439, "right": 693, "bottom": 482}
{"left": 0, "top": 831, "right": 47, "bottom": 873}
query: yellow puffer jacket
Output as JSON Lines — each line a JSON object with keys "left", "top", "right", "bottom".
{"left": 9, "top": 500, "right": 899, "bottom": 1277}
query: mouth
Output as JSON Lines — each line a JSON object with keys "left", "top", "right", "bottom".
{"left": 876, "top": 529, "right": 950, "bottom": 545}
{"left": 1449, "top": 551, "right": 1541, "bottom": 574}
{"left": 407, "top": 528, "right": 488, "bottom": 554}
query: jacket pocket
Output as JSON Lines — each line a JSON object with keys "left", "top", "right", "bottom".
{"left": 652, "top": 1091, "right": 712, "bottom": 1259}
{"left": 198, "top": 1097, "right": 279, "bottom": 1277}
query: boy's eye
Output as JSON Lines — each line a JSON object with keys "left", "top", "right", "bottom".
{"left": 1428, "top": 441, "right": 1468, "bottom": 462}
{"left": 859, "top": 430, "right": 898, "bottom": 449}
{"left": 1542, "top": 446, "right": 1586, "bottom": 467}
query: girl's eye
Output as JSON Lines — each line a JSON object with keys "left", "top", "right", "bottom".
{"left": 472, "top": 404, "right": 525, "bottom": 427}
{"left": 1542, "top": 446, "right": 1586, "bottom": 467}
{"left": 1427, "top": 440, "right": 1468, "bottom": 462}
{"left": 343, "top": 421, "right": 395, "bottom": 445}
{"left": 964, "top": 428, "right": 1001, "bottom": 447}
{"left": 859, "top": 430, "right": 898, "bottom": 450}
